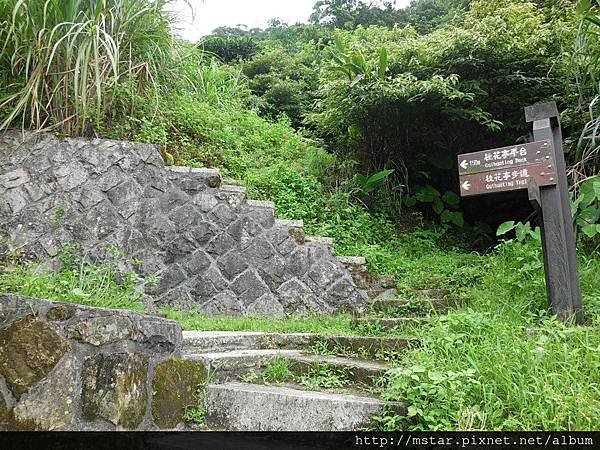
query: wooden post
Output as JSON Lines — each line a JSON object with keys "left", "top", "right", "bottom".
{"left": 525, "top": 102, "right": 583, "bottom": 324}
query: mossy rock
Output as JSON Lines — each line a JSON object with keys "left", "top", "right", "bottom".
{"left": 81, "top": 352, "right": 149, "bottom": 429}
{"left": 0, "top": 315, "right": 70, "bottom": 399}
{"left": 152, "top": 358, "right": 206, "bottom": 429}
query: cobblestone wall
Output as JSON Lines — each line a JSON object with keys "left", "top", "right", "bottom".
{"left": 0, "top": 131, "right": 366, "bottom": 315}
{"left": 0, "top": 294, "right": 202, "bottom": 430}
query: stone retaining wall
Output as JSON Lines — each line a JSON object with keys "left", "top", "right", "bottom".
{"left": 0, "top": 131, "right": 366, "bottom": 316}
{"left": 0, "top": 294, "right": 203, "bottom": 430}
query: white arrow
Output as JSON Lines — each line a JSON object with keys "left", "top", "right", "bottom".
{"left": 462, "top": 181, "right": 471, "bottom": 191}
{"left": 460, "top": 160, "right": 468, "bottom": 170}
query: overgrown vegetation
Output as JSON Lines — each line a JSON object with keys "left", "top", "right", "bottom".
{"left": 0, "top": 246, "right": 144, "bottom": 311}
{"left": 0, "top": 0, "right": 599, "bottom": 431}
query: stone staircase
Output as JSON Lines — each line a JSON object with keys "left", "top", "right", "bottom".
{"left": 180, "top": 330, "right": 407, "bottom": 431}
{"left": 178, "top": 288, "right": 465, "bottom": 431}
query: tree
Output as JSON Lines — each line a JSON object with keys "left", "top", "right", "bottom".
{"left": 310, "top": 0, "right": 406, "bottom": 29}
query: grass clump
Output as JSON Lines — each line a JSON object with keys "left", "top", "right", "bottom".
{"left": 297, "top": 363, "right": 352, "bottom": 391}
{"left": 0, "top": 253, "right": 144, "bottom": 312}
{"left": 261, "top": 357, "right": 294, "bottom": 384}
{"left": 183, "top": 405, "right": 206, "bottom": 426}
{"left": 242, "top": 357, "right": 353, "bottom": 393}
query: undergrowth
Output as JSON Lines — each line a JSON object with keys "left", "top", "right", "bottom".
{"left": 373, "top": 241, "right": 600, "bottom": 431}
{"left": 0, "top": 259, "right": 144, "bottom": 311}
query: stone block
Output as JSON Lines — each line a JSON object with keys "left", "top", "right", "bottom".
{"left": 67, "top": 316, "right": 134, "bottom": 346}
{"left": 81, "top": 352, "right": 148, "bottom": 429}
{"left": 13, "top": 355, "right": 78, "bottom": 430}
{"left": 217, "top": 251, "right": 249, "bottom": 280}
{"left": 151, "top": 358, "right": 206, "bottom": 429}
{"left": 0, "top": 315, "right": 70, "bottom": 399}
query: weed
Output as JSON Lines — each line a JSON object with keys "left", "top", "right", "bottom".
{"left": 183, "top": 405, "right": 206, "bottom": 425}
{"left": 297, "top": 363, "right": 352, "bottom": 391}
{"left": 0, "top": 259, "right": 144, "bottom": 311}
{"left": 261, "top": 357, "right": 293, "bottom": 384}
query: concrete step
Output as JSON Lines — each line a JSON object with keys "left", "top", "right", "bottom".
{"left": 275, "top": 219, "right": 305, "bottom": 244}
{"left": 414, "top": 288, "right": 450, "bottom": 299}
{"left": 351, "top": 317, "right": 426, "bottom": 331}
{"left": 166, "top": 166, "right": 221, "bottom": 188}
{"left": 184, "top": 349, "right": 302, "bottom": 382}
{"left": 205, "top": 382, "right": 404, "bottom": 431}
{"left": 337, "top": 256, "right": 371, "bottom": 289}
{"left": 368, "top": 297, "right": 463, "bottom": 315}
{"left": 218, "top": 184, "right": 248, "bottom": 208}
{"left": 182, "top": 331, "right": 418, "bottom": 360}
{"left": 372, "top": 275, "right": 396, "bottom": 289}
{"left": 304, "top": 235, "right": 334, "bottom": 247}
{"left": 287, "top": 354, "right": 389, "bottom": 386}
{"left": 315, "top": 335, "right": 418, "bottom": 358}
{"left": 337, "top": 256, "right": 366, "bottom": 266}
{"left": 370, "top": 288, "right": 398, "bottom": 301}
{"left": 182, "top": 331, "right": 314, "bottom": 353}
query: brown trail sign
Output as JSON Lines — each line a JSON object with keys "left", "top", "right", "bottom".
{"left": 458, "top": 140, "right": 557, "bottom": 197}
{"left": 457, "top": 102, "right": 583, "bottom": 324}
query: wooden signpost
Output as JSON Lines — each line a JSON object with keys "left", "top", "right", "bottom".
{"left": 457, "top": 102, "right": 583, "bottom": 324}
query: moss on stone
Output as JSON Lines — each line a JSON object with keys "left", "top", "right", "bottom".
{"left": 46, "top": 304, "right": 77, "bottom": 321}
{"left": 151, "top": 358, "right": 206, "bottom": 429}
{"left": 0, "top": 315, "right": 70, "bottom": 399}
{"left": 81, "top": 352, "right": 149, "bottom": 429}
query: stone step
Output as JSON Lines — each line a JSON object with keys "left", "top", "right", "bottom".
{"left": 351, "top": 317, "right": 426, "bottom": 331}
{"left": 205, "top": 382, "right": 404, "bottom": 431}
{"left": 414, "top": 288, "right": 450, "bottom": 299}
{"left": 218, "top": 184, "right": 248, "bottom": 208}
{"left": 337, "top": 256, "right": 366, "bottom": 266}
{"left": 246, "top": 199, "right": 275, "bottom": 210}
{"left": 368, "top": 297, "right": 462, "bottom": 315}
{"left": 184, "top": 349, "right": 303, "bottom": 382}
{"left": 370, "top": 288, "right": 398, "bottom": 302}
{"left": 315, "top": 335, "right": 418, "bottom": 358}
{"left": 182, "top": 331, "right": 314, "bottom": 354}
{"left": 304, "top": 235, "right": 334, "bottom": 247}
{"left": 287, "top": 354, "right": 389, "bottom": 386}
{"left": 372, "top": 275, "right": 396, "bottom": 290}
{"left": 182, "top": 331, "right": 418, "bottom": 360}
{"left": 166, "top": 166, "right": 221, "bottom": 188}
{"left": 337, "top": 256, "right": 371, "bottom": 289}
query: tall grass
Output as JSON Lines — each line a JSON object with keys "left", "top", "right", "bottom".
{"left": 0, "top": 0, "right": 177, "bottom": 135}
{"left": 573, "top": 0, "right": 600, "bottom": 187}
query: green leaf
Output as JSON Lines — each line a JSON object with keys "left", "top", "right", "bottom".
{"left": 416, "top": 185, "right": 440, "bottom": 203}
{"left": 433, "top": 199, "right": 445, "bottom": 215}
{"left": 441, "top": 210, "right": 453, "bottom": 223}
{"left": 451, "top": 212, "right": 465, "bottom": 227}
{"left": 442, "top": 191, "right": 460, "bottom": 206}
{"left": 367, "top": 169, "right": 394, "bottom": 185}
{"left": 497, "top": 221, "right": 516, "bottom": 236}
{"left": 581, "top": 224, "right": 599, "bottom": 238}
{"left": 404, "top": 196, "right": 417, "bottom": 208}
{"left": 378, "top": 47, "right": 388, "bottom": 79}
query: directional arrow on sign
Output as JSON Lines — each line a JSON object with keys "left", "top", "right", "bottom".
{"left": 462, "top": 181, "right": 471, "bottom": 191}
{"left": 460, "top": 160, "right": 468, "bottom": 170}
